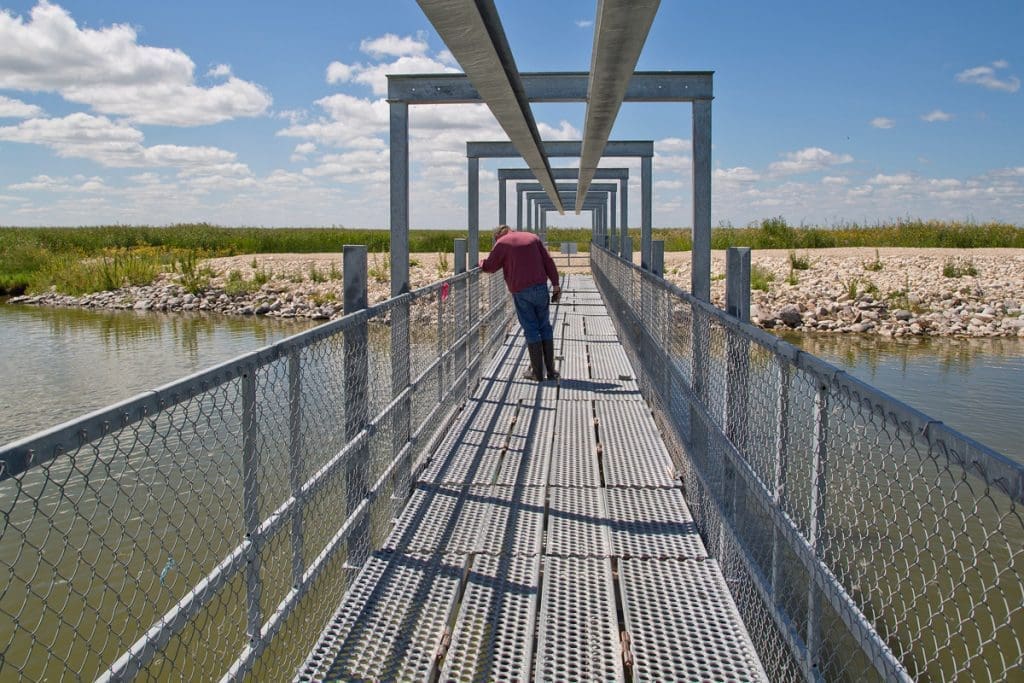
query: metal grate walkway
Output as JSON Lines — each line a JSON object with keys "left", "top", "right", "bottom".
{"left": 297, "top": 274, "right": 767, "bottom": 682}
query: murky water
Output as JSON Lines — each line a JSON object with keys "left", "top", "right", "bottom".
{"left": 778, "top": 332, "right": 1024, "bottom": 464}
{"left": 0, "top": 304, "right": 315, "bottom": 446}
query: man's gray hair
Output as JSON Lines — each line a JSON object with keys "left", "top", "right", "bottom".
{"left": 493, "top": 224, "right": 511, "bottom": 241}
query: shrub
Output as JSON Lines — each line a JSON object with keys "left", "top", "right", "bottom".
{"left": 750, "top": 264, "right": 775, "bottom": 291}
{"left": 759, "top": 216, "right": 796, "bottom": 249}
{"left": 309, "top": 265, "right": 326, "bottom": 283}
{"left": 942, "top": 257, "right": 978, "bottom": 278}
{"left": 224, "top": 269, "right": 260, "bottom": 296}
{"left": 788, "top": 251, "right": 810, "bottom": 270}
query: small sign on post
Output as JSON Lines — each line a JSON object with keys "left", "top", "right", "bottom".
{"left": 560, "top": 242, "right": 579, "bottom": 266}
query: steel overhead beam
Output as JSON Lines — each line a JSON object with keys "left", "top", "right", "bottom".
{"left": 416, "top": 1, "right": 563, "bottom": 212}
{"left": 468, "top": 140, "right": 652, "bottom": 158}
{"left": 387, "top": 71, "right": 713, "bottom": 103}
{"left": 577, "top": 0, "right": 660, "bottom": 210}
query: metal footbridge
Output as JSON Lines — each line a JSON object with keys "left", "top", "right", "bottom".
{"left": 296, "top": 274, "right": 765, "bottom": 681}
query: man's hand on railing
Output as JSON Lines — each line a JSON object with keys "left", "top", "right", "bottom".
{"left": 551, "top": 285, "right": 562, "bottom": 303}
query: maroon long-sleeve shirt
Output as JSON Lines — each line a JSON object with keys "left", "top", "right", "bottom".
{"left": 480, "top": 231, "right": 560, "bottom": 293}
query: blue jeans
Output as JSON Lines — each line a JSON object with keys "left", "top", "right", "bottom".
{"left": 512, "top": 283, "right": 553, "bottom": 344}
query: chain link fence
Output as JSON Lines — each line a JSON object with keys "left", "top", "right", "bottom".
{"left": 0, "top": 265, "right": 510, "bottom": 681}
{"left": 592, "top": 246, "right": 1023, "bottom": 682}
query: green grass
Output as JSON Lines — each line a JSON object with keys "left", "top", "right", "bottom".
{"left": 864, "top": 248, "right": 884, "bottom": 271}
{"left": 751, "top": 264, "right": 775, "bottom": 291}
{"left": 788, "top": 250, "right": 811, "bottom": 270}
{"left": 1, "top": 218, "right": 1020, "bottom": 295}
{"left": 942, "top": 256, "right": 979, "bottom": 278}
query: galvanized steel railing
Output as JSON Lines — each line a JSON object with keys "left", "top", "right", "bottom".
{"left": 0, "top": 265, "right": 510, "bottom": 681}
{"left": 591, "top": 245, "right": 1023, "bottom": 682}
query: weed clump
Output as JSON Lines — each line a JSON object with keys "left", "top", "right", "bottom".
{"left": 942, "top": 257, "right": 978, "bottom": 278}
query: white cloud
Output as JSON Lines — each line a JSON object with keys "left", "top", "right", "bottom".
{"left": 654, "top": 154, "right": 692, "bottom": 171}
{"left": 290, "top": 142, "right": 317, "bottom": 162}
{"left": 869, "top": 173, "right": 914, "bottom": 186}
{"left": 870, "top": 117, "right": 895, "bottom": 129}
{"left": 0, "top": 112, "right": 246, "bottom": 171}
{"left": 955, "top": 61, "right": 1021, "bottom": 93}
{"left": 0, "top": 95, "right": 44, "bottom": 118}
{"left": 9, "top": 173, "right": 105, "bottom": 192}
{"left": 326, "top": 61, "right": 354, "bottom": 84}
{"left": 360, "top": 33, "right": 428, "bottom": 58}
{"left": 821, "top": 176, "right": 849, "bottom": 185}
{"left": 656, "top": 137, "right": 691, "bottom": 153}
{"left": 768, "top": 147, "right": 853, "bottom": 175}
{"left": 207, "top": 64, "right": 232, "bottom": 78}
{"left": 715, "top": 167, "right": 760, "bottom": 183}
{"left": 575, "top": 19, "right": 593, "bottom": 28}
{"left": 921, "top": 109, "right": 953, "bottom": 122}
{"left": 538, "top": 120, "right": 580, "bottom": 140}
{"left": 0, "top": 2, "right": 271, "bottom": 125}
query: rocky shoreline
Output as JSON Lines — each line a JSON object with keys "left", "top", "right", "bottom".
{"left": 662, "top": 248, "right": 1024, "bottom": 339}
{"left": 7, "top": 249, "right": 1024, "bottom": 339}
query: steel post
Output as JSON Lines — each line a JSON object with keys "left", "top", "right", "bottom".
{"left": 241, "top": 366, "right": 261, "bottom": 642}
{"left": 498, "top": 175, "right": 507, "bottom": 225}
{"left": 288, "top": 349, "right": 304, "bottom": 587}
{"left": 692, "top": 99, "right": 712, "bottom": 301}
{"left": 641, "top": 155, "right": 652, "bottom": 270}
{"left": 343, "top": 245, "right": 369, "bottom": 568}
{"left": 651, "top": 240, "right": 664, "bottom": 277}
{"left": 468, "top": 157, "right": 479, "bottom": 267}
{"left": 726, "top": 247, "right": 752, "bottom": 322}
{"left": 807, "top": 377, "right": 830, "bottom": 675}
{"left": 620, "top": 180, "right": 629, "bottom": 258}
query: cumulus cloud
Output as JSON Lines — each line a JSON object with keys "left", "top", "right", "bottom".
{"left": 0, "top": 95, "right": 44, "bottom": 118}
{"left": 768, "top": 147, "right": 853, "bottom": 175}
{"left": 538, "top": 120, "right": 581, "bottom": 140}
{"left": 715, "top": 167, "right": 760, "bottom": 183}
{"left": 0, "top": 1, "right": 271, "bottom": 125}
{"left": 870, "top": 117, "right": 895, "bottom": 129}
{"left": 956, "top": 61, "right": 1021, "bottom": 93}
{"left": 207, "top": 64, "right": 232, "bottom": 78}
{"left": 0, "top": 112, "right": 245, "bottom": 170}
{"left": 360, "top": 33, "right": 429, "bottom": 58}
{"left": 324, "top": 33, "right": 457, "bottom": 95}
{"left": 821, "top": 176, "right": 849, "bottom": 185}
{"left": 290, "top": 142, "right": 317, "bottom": 161}
{"left": 921, "top": 109, "right": 953, "bottom": 122}
{"left": 869, "top": 173, "right": 914, "bottom": 186}
{"left": 656, "top": 137, "right": 691, "bottom": 153}
{"left": 575, "top": 19, "right": 593, "bottom": 28}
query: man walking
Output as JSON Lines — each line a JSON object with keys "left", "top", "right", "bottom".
{"left": 480, "top": 225, "right": 561, "bottom": 381}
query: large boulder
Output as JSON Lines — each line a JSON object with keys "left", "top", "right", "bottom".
{"left": 777, "top": 304, "right": 803, "bottom": 327}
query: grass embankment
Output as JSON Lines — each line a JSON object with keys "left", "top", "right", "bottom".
{"left": 1, "top": 218, "right": 1021, "bottom": 296}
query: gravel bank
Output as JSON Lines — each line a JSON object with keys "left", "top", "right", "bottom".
{"left": 8, "top": 249, "right": 1024, "bottom": 338}
{"left": 660, "top": 248, "right": 1024, "bottom": 338}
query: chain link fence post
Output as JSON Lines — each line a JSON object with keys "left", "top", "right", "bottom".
{"left": 770, "top": 358, "right": 791, "bottom": 607}
{"left": 288, "top": 349, "right": 304, "bottom": 587}
{"left": 807, "top": 374, "right": 830, "bottom": 675}
{"left": 723, "top": 247, "right": 752, "bottom": 547}
{"left": 242, "top": 366, "right": 263, "bottom": 645}
{"left": 343, "top": 245, "right": 369, "bottom": 568}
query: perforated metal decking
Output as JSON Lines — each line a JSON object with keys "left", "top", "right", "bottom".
{"left": 297, "top": 275, "right": 767, "bottom": 682}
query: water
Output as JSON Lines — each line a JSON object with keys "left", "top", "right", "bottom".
{"left": 0, "top": 304, "right": 315, "bottom": 446}
{"left": 778, "top": 332, "right": 1024, "bottom": 464}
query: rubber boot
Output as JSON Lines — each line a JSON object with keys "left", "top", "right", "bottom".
{"left": 524, "top": 342, "right": 544, "bottom": 381}
{"left": 542, "top": 339, "right": 559, "bottom": 380}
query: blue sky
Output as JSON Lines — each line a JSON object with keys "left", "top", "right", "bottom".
{"left": 0, "top": 0, "right": 1021, "bottom": 228}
